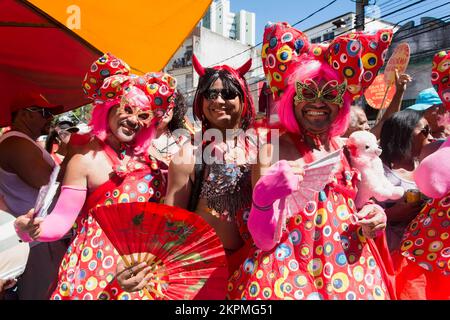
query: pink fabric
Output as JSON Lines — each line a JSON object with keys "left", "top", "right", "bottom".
{"left": 37, "top": 185, "right": 87, "bottom": 242}
{"left": 248, "top": 160, "right": 299, "bottom": 251}
{"left": 414, "top": 138, "right": 450, "bottom": 199}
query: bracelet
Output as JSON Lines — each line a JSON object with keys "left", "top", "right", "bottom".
{"left": 252, "top": 199, "right": 274, "bottom": 211}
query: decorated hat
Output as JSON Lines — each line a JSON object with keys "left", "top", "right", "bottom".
{"left": 82, "top": 53, "right": 177, "bottom": 116}
{"left": 431, "top": 50, "right": 450, "bottom": 110}
{"left": 262, "top": 22, "right": 393, "bottom": 100}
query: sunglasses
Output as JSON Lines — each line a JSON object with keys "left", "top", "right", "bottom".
{"left": 26, "top": 107, "right": 54, "bottom": 119}
{"left": 294, "top": 79, "right": 347, "bottom": 107}
{"left": 420, "top": 125, "right": 431, "bottom": 137}
{"left": 203, "top": 89, "right": 239, "bottom": 101}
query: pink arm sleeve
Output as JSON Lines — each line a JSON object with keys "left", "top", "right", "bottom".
{"left": 37, "top": 185, "right": 87, "bottom": 242}
{"left": 248, "top": 200, "right": 282, "bottom": 252}
{"left": 248, "top": 160, "right": 299, "bottom": 251}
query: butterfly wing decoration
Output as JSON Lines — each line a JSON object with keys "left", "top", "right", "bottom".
{"left": 91, "top": 202, "right": 228, "bottom": 300}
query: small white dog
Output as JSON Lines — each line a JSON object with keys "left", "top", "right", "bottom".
{"left": 346, "top": 130, "right": 404, "bottom": 209}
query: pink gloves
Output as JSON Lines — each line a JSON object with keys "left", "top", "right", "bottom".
{"left": 414, "top": 139, "right": 450, "bottom": 199}
{"left": 15, "top": 185, "right": 87, "bottom": 242}
{"left": 248, "top": 160, "right": 299, "bottom": 251}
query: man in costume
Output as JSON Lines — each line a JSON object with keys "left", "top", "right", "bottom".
{"left": 227, "top": 22, "right": 396, "bottom": 300}
{"left": 393, "top": 50, "right": 450, "bottom": 299}
{"left": 14, "top": 53, "right": 179, "bottom": 300}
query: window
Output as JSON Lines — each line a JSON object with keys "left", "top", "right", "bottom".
{"left": 311, "top": 36, "right": 321, "bottom": 43}
{"left": 186, "top": 74, "right": 193, "bottom": 90}
{"left": 323, "top": 32, "right": 335, "bottom": 41}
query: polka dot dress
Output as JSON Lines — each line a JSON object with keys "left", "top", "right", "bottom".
{"left": 51, "top": 166, "right": 166, "bottom": 300}
{"left": 399, "top": 193, "right": 450, "bottom": 275}
{"left": 227, "top": 157, "right": 391, "bottom": 300}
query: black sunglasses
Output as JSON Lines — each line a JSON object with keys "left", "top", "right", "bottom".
{"left": 26, "top": 107, "right": 54, "bottom": 119}
{"left": 203, "top": 89, "right": 239, "bottom": 101}
{"left": 420, "top": 125, "right": 431, "bottom": 137}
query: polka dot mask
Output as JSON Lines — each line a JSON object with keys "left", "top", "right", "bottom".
{"left": 262, "top": 22, "right": 393, "bottom": 100}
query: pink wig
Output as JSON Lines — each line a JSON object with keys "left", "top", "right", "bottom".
{"left": 89, "top": 99, "right": 156, "bottom": 155}
{"left": 276, "top": 59, "right": 351, "bottom": 138}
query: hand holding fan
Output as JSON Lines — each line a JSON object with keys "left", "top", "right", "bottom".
{"left": 91, "top": 202, "right": 228, "bottom": 300}
{"left": 274, "top": 150, "right": 342, "bottom": 242}
{"left": 285, "top": 149, "right": 341, "bottom": 214}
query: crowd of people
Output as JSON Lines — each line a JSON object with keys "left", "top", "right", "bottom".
{"left": 0, "top": 21, "right": 449, "bottom": 300}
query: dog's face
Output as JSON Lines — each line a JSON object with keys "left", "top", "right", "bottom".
{"left": 347, "top": 130, "right": 382, "bottom": 158}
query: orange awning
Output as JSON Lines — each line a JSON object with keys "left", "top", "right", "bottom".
{"left": 27, "top": 0, "right": 212, "bottom": 73}
{"left": 1, "top": 0, "right": 211, "bottom": 126}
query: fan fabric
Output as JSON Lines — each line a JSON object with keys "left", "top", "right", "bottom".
{"left": 92, "top": 202, "right": 228, "bottom": 300}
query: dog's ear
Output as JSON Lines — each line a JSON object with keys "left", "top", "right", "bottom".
{"left": 345, "top": 143, "right": 358, "bottom": 157}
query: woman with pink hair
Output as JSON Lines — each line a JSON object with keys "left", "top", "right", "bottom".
{"left": 14, "top": 53, "right": 181, "bottom": 300}
{"left": 227, "top": 22, "right": 396, "bottom": 300}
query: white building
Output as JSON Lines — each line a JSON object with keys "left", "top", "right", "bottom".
{"left": 304, "top": 12, "right": 397, "bottom": 43}
{"left": 202, "top": 0, "right": 255, "bottom": 46}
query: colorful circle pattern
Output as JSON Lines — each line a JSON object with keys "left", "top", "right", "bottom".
{"left": 50, "top": 165, "right": 166, "bottom": 300}
{"left": 227, "top": 157, "right": 389, "bottom": 300}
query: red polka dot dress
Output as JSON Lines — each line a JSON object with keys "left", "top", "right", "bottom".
{"left": 51, "top": 158, "right": 166, "bottom": 300}
{"left": 227, "top": 151, "right": 393, "bottom": 300}
{"left": 393, "top": 192, "right": 450, "bottom": 299}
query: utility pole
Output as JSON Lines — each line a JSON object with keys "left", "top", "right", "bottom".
{"left": 355, "top": 0, "right": 369, "bottom": 31}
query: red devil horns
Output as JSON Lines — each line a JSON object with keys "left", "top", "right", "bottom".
{"left": 192, "top": 54, "right": 205, "bottom": 77}
{"left": 236, "top": 58, "right": 252, "bottom": 77}
{"left": 192, "top": 54, "right": 252, "bottom": 78}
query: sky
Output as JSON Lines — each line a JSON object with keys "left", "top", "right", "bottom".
{"left": 229, "top": 0, "right": 450, "bottom": 46}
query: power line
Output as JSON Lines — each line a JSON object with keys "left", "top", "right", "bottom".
{"left": 392, "top": 12, "right": 450, "bottom": 35}
{"left": 168, "top": 0, "right": 340, "bottom": 79}
{"left": 292, "top": 0, "right": 338, "bottom": 27}
{"left": 391, "top": 1, "right": 450, "bottom": 27}
{"left": 206, "top": 0, "right": 339, "bottom": 68}
{"left": 180, "top": 1, "right": 449, "bottom": 96}
{"left": 307, "top": 0, "right": 424, "bottom": 40}
{"left": 195, "top": 18, "right": 450, "bottom": 96}
{"left": 247, "top": 22, "right": 450, "bottom": 94}
{"left": 394, "top": 18, "right": 450, "bottom": 41}
{"left": 334, "top": 0, "right": 428, "bottom": 37}
{"left": 378, "top": 0, "right": 411, "bottom": 11}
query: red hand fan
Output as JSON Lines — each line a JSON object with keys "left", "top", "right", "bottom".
{"left": 91, "top": 202, "right": 228, "bottom": 300}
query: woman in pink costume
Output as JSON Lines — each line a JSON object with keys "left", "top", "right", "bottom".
{"left": 14, "top": 53, "right": 179, "bottom": 300}
{"left": 393, "top": 50, "right": 450, "bottom": 299}
{"left": 227, "top": 22, "right": 396, "bottom": 300}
